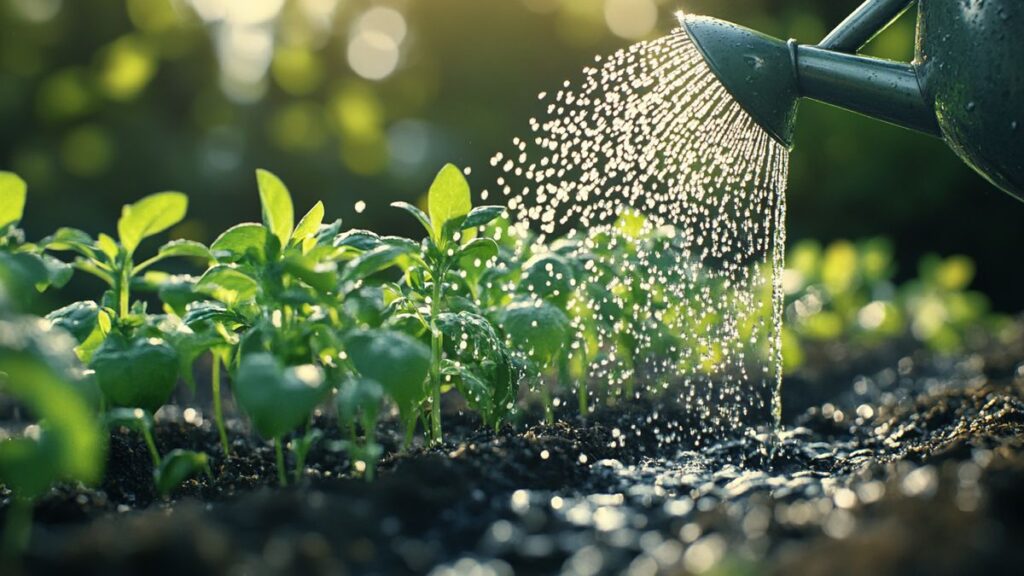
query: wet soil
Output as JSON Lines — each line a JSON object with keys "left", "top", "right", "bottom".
{"left": 4, "top": 329, "right": 1024, "bottom": 575}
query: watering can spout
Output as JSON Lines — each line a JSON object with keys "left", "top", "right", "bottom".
{"left": 679, "top": 14, "right": 940, "bottom": 150}
{"left": 678, "top": 0, "right": 1024, "bottom": 201}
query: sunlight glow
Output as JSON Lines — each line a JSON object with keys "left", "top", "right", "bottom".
{"left": 604, "top": 0, "right": 658, "bottom": 40}
{"left": 347, "top": 7, "right": 408, "bottom": 81}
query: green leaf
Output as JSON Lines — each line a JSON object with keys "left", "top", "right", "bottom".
{"left": 0, "top": 318, "right": 105, "bottom": 496}
{"left": 343, "top": 330, "right": 430, "bottom": 432}
{"left": 182, "top": 302, "right": 248, "bottom": 327}
{"left": 0, "top": 171, "right": 27, "bottom": 231}
{"left": 281, "top": 254, "right": 337, "bottom": 293}
{"left": 210, "top": 223, "right": 273, "bottom": 264}
{"left": 90, "top": 334, "right": 180, "bottom": 413}
{"left": 427, "top": 164, "right": 472, "bottom": 241}
{"left": 334, "top": 229, "right": 383, "bottom": 251}
{"left": 0, "top": 252, "right": 50, "bottom": 301}
{"left": 382, "top": 236, "right": 422, "bottom": 253}
{"left": 96, "top": 234, "right": 120, "bottom": 262}
{"left": 234, "top": 353, "right": 327, "bottom": 439}
{"left": 134, "top": 240, "right": 212, "bottom": 275}
{"left": 157, "top": 275, "right": 208, "bottom": 317}
{"left": 162, "top": 325, "right": 230, "bottom": 392}
{"left": 461, "top": 206, "right": 505, "bottom": 230}
{"left": 336, "top": 377, "right": 384, "bottom": 436}
{"left": 256, "top": 169, "right": 294, "bottom": 247}
{"left": 341, "top": 244, "right": 408, "bottom": 283}
{"left": 436, "top": 312, "right": 517, "bottom": 428}
{"left": 498, "top": 299, "right": 570, "bottom": 369}
{"left": 156, "top": 239, "right": 212, "bottom": 261}
{"left": 196, "top": 265, "right": 260, "bottom": 303}
{"left": 41, "top": 254, "right": 74, "bottom": 289}
{"left": 292, "top": 201, "right": 325, "bottom": 245}
{"left": 518, "top": 253, "right": 576, "bottom": 309}
{"left": 46, "top": 300, "right": 100, "bottom": 343}
{"left": 42, "top": 227, "right": 99, "bottom": 261}
{"left": 104, "top": 407, "right": 154, "bottom": 433}
{"left": 117, "top": 192, "right": 189, "bottom": 255}
{"left": 391, "top": 201, "right": 433, "bottom": 239}
{"left": 459, "top": 238, "right": 499, "bottom": 264}
{"left": 315, "top": 218, "right": 344, "bottom": 245}
{"left": 155, "top": 449, "right": 211, "bottom": 497}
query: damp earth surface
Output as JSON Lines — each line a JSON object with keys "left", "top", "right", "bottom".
{"left": 7, "top": 326, "right": 1024, "bottom": 576}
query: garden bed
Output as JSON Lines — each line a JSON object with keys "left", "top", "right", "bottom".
{"left": 8, "top": 326, "right": 1024, "bottom": 576}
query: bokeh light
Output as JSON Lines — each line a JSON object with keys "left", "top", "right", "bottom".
{"left": 347, "top": 7, "right": 407, "bottom": 81}
{"left": 0, "top": 0, "right": 1018, "bottom": 311}
{"left": 604, "top": 0, "right": 658, "bottom": 40}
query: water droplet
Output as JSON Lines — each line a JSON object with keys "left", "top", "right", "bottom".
{"left": 489, "top": 28, "right": 789, "bottom": 443}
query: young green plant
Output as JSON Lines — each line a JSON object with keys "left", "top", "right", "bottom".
{"left": 0, "top": 318, "right": 104, "bottom": 558}
{"left": 389, "top": 164, "right": 504, "bottom": 444}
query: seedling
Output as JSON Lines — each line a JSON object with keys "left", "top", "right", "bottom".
{"left": 343, "top": 329, "right": 431, "bottom": 448}
{"left": 41, "top": 192, "right": 207, "bottom": 416}
{"left": 389, "top": 164, "right": 504, "bottom": 444}
{"left": 289, "top": 428, "right": 323, "bottom": 484}
{"left": 436, "top": 311, "right": 518, "bottom": 431}
{"left": 184, "top": 170, "right": 339, "bottom": 454}
{"left": 336, "top": 377, "right": 384, "bottom": 479}
{"left": 105, "top": 408, "right": 210, "bottom": 496}
{"left": 497, "top": 298, "right": 571, "bottom": 424}
{"left": 43, "top": 191, "right": 197, "bottom": 320}
{"left": 0, "top": 317, "right": 104, "bottom": 558}
{"left": 514, "top": 251, "right": 583, "bottom": 414}
{"left": 0, "top": 172, "right": 73, "bottom": 301}
{"left": 155, "top": 449, "right": 213, "bottom": 497}
{"left": 233, "top": 353, "right": 328, "bottom": 486}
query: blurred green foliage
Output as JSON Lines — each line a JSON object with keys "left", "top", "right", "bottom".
{"left": 781, "top": 238, "right": 1014, "bottom": 371}
{"left": 0, "top": 0, "right": 1019, "bottom": 311}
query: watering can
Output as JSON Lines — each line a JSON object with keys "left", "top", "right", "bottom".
{"left": 680, "top": 0, "right": 1023, "bottom": 200}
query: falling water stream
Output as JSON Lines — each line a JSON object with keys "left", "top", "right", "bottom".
{"left": 488, "top": 28, "right": 789, "bottom": 440}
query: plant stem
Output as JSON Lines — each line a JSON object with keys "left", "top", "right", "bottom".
{"left": 293, "top": 452, "right": 304, "bottom": 484}
{"left": 274, "top": 437, "right": 287, "bottom": 487}
{"left": 210, "top": 356, "right": 229, "bottom": 456}
{"left": 575, "top": 350, "right": 589, "bottom": 418}
{"left": 540, "top": 379, "right": 554, "bottom": 425}
{"left": 140, "top": 424, "right": 161, "bottom": 467}
{"left": 402, "top": 419, "right": 415, "bottom": 452}
{"left": 293, "top": 427, "right": 307, "bottom": 484}
{"left": 1, "top": 497, "right": 32, "bottom": 560}
{"left": 429, "top": 275, "right": 443, "bottom": 445}
{"left": 118, "top": 261, "right": 131, "bottom": 319}
{"left": 364, "top": 421, "right": 377, "bottom": 482}
{"left": 558, "top": 351, "right": 585, "bottom": 418}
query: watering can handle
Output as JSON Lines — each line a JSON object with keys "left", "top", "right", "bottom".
{"left": 819, "top": 0, "right": 916, "bottom": 53}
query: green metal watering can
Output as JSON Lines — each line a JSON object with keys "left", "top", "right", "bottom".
{"left": 680, "top": 0, "right": 1023, "bottom": 200}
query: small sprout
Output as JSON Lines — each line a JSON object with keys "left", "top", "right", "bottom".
{"left": 289, "top": 428, "right": 324, "bottom": 483}
{"left": 155, "top": 449, "right": 212, "bottom": 497}
{"left": 344, "top": 330, "right": 430, "bottom": 448}
{"left": 233, "top": 353, "right": 329, "bottom": 486}
{"left": 0, "top": 318, "right": 104, "bottom": 558}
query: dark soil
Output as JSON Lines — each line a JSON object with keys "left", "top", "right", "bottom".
{"left": 4, "top": 327, "right": 1024, "bottom": 575}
